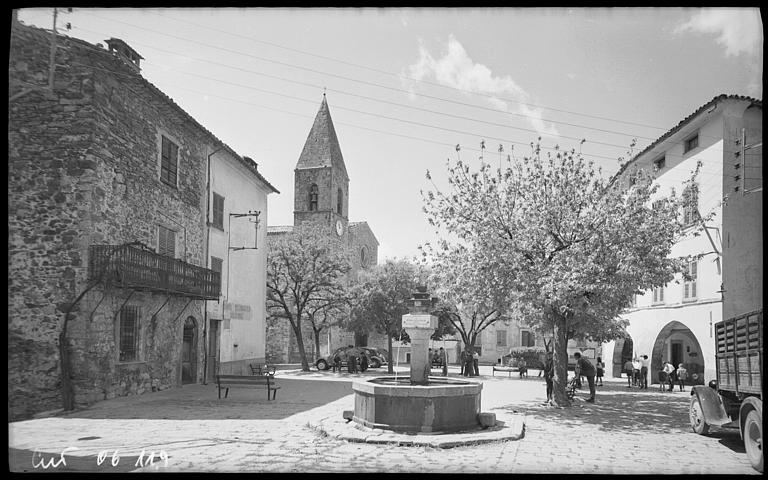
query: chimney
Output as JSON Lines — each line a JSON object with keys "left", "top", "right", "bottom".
{"left": 105, "top": 38, "right": 143, "bottom": 73}
{"left": 243, "top": 156, "right": 258, "bottom": 170}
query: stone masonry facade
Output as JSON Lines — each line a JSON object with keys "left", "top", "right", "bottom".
{"left": 8, "top": 20, "right": 223, "bottom": 420}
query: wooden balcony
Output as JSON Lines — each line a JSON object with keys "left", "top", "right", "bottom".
{"left": 89, "top": 244, "right": 221, "bottom": 300}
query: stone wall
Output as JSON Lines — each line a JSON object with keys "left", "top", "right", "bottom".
{"left": 9, "top": 21, "right": 214, "bottom": 420}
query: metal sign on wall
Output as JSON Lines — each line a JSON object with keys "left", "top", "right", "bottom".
{"left": 224, "top": 303, "right": 252, "bottom": 321}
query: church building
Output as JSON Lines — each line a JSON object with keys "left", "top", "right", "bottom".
{"left": 266, "top": 96, "right": 380, "bottom": 363}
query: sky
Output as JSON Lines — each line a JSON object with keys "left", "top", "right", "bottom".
{"left": 16, "top": 7, "right": 763, "bottom": 263}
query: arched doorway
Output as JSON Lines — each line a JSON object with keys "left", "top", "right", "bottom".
{"left": 651, "top": 321, "right": 705, "bottom": 385}
{"left": 612, "top": 336, "right": 634, "bottom": 377}
{"left": 182, "top": 316, "right": 198, "bottom": 384}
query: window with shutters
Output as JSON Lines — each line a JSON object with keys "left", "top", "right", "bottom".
{"left": 210, "top": 256, "right": 223, "bottom": 274}
{"left": 309, "top": 184, "right": 318, "bottom": 211}
{"left": 652, "top": 286, "right": 665, "bottom": 304}
{"left": 212, "top": 192, "right": 224, "bottom": 230}
{"left": 118, "top": 305, "right": 140, "bottom": 362}
{"left": 684, "top": 133, "right": 699, "bottom": 154}
{"left": 496, "top": 330, "right": 507, "bottom": 347}
{"left": 160, "top": 135, "right": 179, "bottom": 187}
{"left": 683, "top": 260, "right": 698, "bottom": 301}
{"left": 158, "top": 225, "right": 176, "bottom": 258}
{"left": 682, "top": 183, "right": 699, "bottom": 226}
{"left": 521, "top": 330, "right": 535, "bottom": 347}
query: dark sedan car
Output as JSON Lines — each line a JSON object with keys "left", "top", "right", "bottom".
{"left": 315, "top": 346, "right": 386, "bottom": 371}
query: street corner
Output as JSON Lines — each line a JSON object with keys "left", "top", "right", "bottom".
{"left": 306, "top": 410, "right": 525, "bottom": 449}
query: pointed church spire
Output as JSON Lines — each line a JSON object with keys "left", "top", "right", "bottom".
{"left": 296, "top": 95, "right": 348, "bottom": 180}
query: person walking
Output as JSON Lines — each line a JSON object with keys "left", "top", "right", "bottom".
{"left": 573, "top": 352, "right": 596, "bottom": 403}
{"left": 676, "top": 363, "right": 688, "bottom": 392}
{"left": 640, "top": 355, "right": 651, "bottom": 389}
{"left": 543, "top": 351, "right": 554, "bottom": 404}
{"left": 439, "top": 347, "right": 448, "bottom": 376}
{"left": 462, "top": 349, "right": 471, "bottom": 377}
{"left": 332, "top": 352, "right": 342, "bottom": 373}
{"left": 595, "top": 356, "right": 605, "bottom": 386}
{"left": 623, "top": 359, "right": 634, "bottom": 388}
{"left": 359, "top": 351, "right": 369, "bottom": 373}
{"left": 632, "top": 357, "right": 642, "bottom": 387}
{"left": 662, "top": 361, "right": 676, "bottom": 392}
{"left": 347, "top": 353, "right": 357, "bottom": 374}
{"left": 518, "top": 357, "right": 528, "bottom": 378}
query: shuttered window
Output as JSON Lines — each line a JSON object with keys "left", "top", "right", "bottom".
{"left": 158, "top": 225, "right": 176, "bottom": 258}
{"left": 212, "top": 192, "right": 224, "bottom": 230}
{"left": 683, "top": 260, "right": 698, "bottom": 300}
{"left": 521, "top": 330, "right": 535, "bottom": 347}
{"left": 119, "top": 305, "right": 140, "bottom": 362}
{"left": 653, "top": 286, "right": 665, "bottom": 304}
{"left": 160, "top": 135, "right": 179, "bottom": 187}
{"left": 496, "top": 330, "right": 507, "bottom": 347}
{"left": 210, "top": 256, "right": 223, "bottom": 273}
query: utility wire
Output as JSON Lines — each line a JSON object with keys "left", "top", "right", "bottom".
{"left": 72, "top": 11, "right": 668, "bottom": 142}
{"left": 66, "top": 19, "right": 746, "bottom": 163}
{"left": 151, "top": 9, "right": 670, "bottom": 132}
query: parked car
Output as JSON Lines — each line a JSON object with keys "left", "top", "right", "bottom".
{"left": 315, "top": 346, "right": 386, "bottom": 371}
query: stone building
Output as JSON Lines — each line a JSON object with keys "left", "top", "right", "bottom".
{"left": 602, "top": 94, "right": 762, "bottom": 384}
{"left": 8, "top": 18, "right": 277, "bottom": 419}
{"left": 266, "top": 96, "right": 380, "bottom": 363}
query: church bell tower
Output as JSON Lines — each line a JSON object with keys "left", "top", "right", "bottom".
{"left": 293, "top": 95, "right": 349, "bottom": 241}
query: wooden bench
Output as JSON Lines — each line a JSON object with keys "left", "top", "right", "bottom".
{"left": 249, "top": 363, "right": 276, "bottom": 376}
{"left": 216, "top": 374, "right": 280, "bottom": 400}
{"left": 492, "top": 365, "right": 518, "bottom": 377}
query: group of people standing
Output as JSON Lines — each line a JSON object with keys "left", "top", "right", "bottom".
{"left": 542, "top": 352, "right": 605, "bottom": 404}
{"left": 460, "top": 348, "right": 480, "bottom": 376}
{"left": 332, "top": 347, "right": 368, "bottom": 374}
{"left": 623, "top": 356, "right": 688, "bottom": 391}
{"left": 623, "top": 355, "right": 651, "bottom": 389}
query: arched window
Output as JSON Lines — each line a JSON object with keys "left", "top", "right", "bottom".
{"left": 309, "top": 184, "right": 318, "bottom": 211}
{"left": 337, "top": 188, "right": 343, "bottom": 215}
{"left": 360, "top": 247, "right": 367, "bottom": 267}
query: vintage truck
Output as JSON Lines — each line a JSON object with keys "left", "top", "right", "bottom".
{"left": 689, "top": 309, "right": 763, "bottom": 472}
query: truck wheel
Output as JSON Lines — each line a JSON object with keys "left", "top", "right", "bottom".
{"left": 689, "top": 395, "right": 711, "bottom": 435}
{"left": 316, "top": 359, "right": 328, "bottom": 371}
{"left": 744, "top": 410, "right": 763, "bottom": 472}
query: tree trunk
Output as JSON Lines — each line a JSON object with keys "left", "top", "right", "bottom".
{"left": 551, "top": 311, "right": 571, "bottom": 407}
{"left": 313, "top": 327, "right": 322, "bottom": 361}
{"left": 386, "top": 331, "right": 394, "bottom": 374}
{"left": 289, "top": 316, "right": 311, "bottom": 372}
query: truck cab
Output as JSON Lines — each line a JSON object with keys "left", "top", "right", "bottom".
{"left": 689, "top": 310, "right": 762, "bottom": 472}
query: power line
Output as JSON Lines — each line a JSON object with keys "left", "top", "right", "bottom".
{"left": 151, "top": 9, "right": 671, "bottom": 133}
{"left": 73, "top": 11, "right": 667, "bottom": 143}
{"left": 66, "top": 15, "right": 746, "bottom": 164}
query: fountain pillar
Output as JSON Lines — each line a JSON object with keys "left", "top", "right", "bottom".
{"left": 402, "top": 285, "right": 438, "bottom": 385}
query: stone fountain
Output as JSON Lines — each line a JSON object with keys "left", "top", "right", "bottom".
{"left": 350, "top": 286, "right": 485, "bottom": 433}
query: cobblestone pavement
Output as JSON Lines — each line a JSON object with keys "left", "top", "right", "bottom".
{"left": 8, "top": 366, "right": 759, "bottom": 473}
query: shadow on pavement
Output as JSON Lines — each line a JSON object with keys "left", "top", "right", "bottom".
{"left": 56, "top": 378, "right": 354, "bottom": 420}
{"left": 498, "top": 381, "right": 736, "bottom": 436}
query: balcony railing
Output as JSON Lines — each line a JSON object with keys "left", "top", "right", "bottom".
{"left": 89, "top": 244, "right": 221, "bottom": 300}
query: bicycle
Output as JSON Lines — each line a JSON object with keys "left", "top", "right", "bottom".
{"left": 566, "top": 375, "right": 580, "bottom": 401}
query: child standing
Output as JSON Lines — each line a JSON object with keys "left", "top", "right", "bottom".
{"left": 676, "top": 363, "right": 688, "bottom": 392}
{"left": 595, "top": 356, "right": 605, "bottom": 386}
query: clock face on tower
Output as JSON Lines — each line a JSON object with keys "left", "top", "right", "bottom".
{"left": 335, "top": 219, "right": 344, "bottom": 236}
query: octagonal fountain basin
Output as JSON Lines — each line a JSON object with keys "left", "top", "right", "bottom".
{"left": 352, "top": 376, "right": 483, "bottom": 434}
